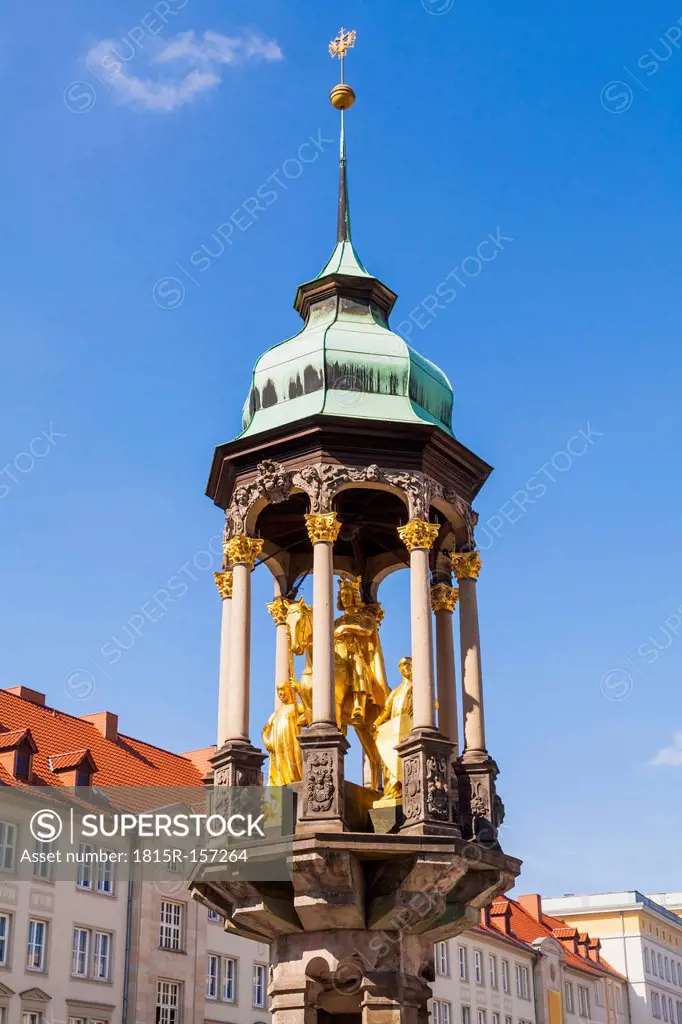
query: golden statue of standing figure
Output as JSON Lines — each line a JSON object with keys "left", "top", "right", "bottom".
{"left": 374, "top": 657, "right": 414, "bottom": 802}
{"left": 262, "top": 680, "right": 303, "bottom": 786}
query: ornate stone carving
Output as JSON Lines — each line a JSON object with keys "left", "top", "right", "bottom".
{"left": 426, "top": 755, "right": 449, "bottom": 820}
{"left": 402, "top": 755, "right": 422, "bottom": 821}
{"left": 444, "top": 490, "right": 477, "bottom": 549}
{"left": 297, "top": 463, "right": 352, "bottom": 514}
{"left": 397, "top": 519, "right": 440, "bottom": 552}
{"left": 450, "top": 549, "right": 482, "bottom": 580}
{"left": 389, "top": 471, "right": 437, "bottom": 520}
{"left": 225, "top": 459, "right": 294, "bottom": 538}
{"left": 469, "top": 777, "right": 489, "bottom": 818}
{"left": 214, "top": 570, "right": 233, "bottom": 600}
{"left": 306, "top": 751, "right": 335, "bottom": 812}
{"left": 305, "top": 511, "right": 342, "bottom": 544}
{"left": 430, "top": 583, "right": 459, "bottom": 614}
{"left": 267, "top": 596, "right": 290, "bottom": 625}
{"left": 224, "top": 534, "right": 264, "bottom": 567}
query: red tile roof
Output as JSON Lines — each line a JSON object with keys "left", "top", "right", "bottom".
{"left": 49, "top": 749, "right": 95, "bottom": 771}
{"left": 0, "top": 688, "right": 204, "bottom": 789}
{"left": 0, "top": 727, "right": 35, "bottom": 751}
{"left": 478, "top": 897, "right": 625, "bottom": 981}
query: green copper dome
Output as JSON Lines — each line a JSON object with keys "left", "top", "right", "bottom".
{"left": 239, "top": 115, "right": 454, "bottom": 439}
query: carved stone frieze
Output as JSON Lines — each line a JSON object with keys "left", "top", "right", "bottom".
{"left": 426, "top": 755, "right": 449, "bottom": 820}
{"left": 223, "top": 457, "right": 477, "bottom": 543}
{"left": 306, "top": 751, "right": 335, "bottom": 813}
{"left": 402, "top": 756, "right": 422, "bottom": 821}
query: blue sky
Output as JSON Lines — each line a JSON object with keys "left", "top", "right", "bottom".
{"left": 1, "top": 0, "right": 681, "bottom": 897}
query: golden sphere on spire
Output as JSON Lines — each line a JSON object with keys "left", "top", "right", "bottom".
{"left": 330, "top": 83, "right": 356, "bottom": 110}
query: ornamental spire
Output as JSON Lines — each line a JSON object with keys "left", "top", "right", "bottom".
{"left": 329, "top": 28, "right": 356, "bottom": 245}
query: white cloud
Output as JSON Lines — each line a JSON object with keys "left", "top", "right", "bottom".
{"left": 649, "top": 731, "right": 682, "bottom": 766}
{"left": 85, "top": 29, "right": 282, "bottom": 113}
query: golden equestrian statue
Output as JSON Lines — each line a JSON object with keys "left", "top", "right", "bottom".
{"left": 374, "top": 657, "right": 414, "bottom": 802}
{"left": 283, "top": 576, "right": 389, "bottom": 790}
{"left": 262, "top": 679, "right": 303, "bottom": 786}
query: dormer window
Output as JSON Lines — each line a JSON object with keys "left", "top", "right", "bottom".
{"left": 49, "top": 749, "right": 96, "bottom": 787}
{"left": 0, "top": 728, "right": 37, "bottom": 782}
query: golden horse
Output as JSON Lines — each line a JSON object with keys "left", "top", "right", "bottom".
{"left": 286, "top": 596, "right": 386, "bottom": 790}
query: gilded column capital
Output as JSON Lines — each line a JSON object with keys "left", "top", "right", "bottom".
{"left": 225, "top": 534, "right": 264, "bottom": 567}
{"left": 430, "top": 583, "right": 459, "bottom": 613}
{"left": 267, "top": 596, "right": 290, "bottom": 625}
{"left": 214, "top": 570, "right": 233, "bottom": 600}
{"left": 450, "top": 550, "right": 482, "bottom": 580}
{"left": 305, "top": 511, "right": 342, "bottom": 544}
{"left": 397, "top": 519, "right": 440, "bottom": 552}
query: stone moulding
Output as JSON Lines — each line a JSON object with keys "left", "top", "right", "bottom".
{"left": 222, "top": 457, "right": 478, "bottom": 545}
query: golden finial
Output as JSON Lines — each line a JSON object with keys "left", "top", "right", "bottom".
{"left": 329, "top": 27, "right": 357, "bottom": 110}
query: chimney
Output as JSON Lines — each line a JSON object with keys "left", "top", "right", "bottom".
{"left": 518, "top": 894, "right": 543, "bottom": 921}
{"left": 4, "top": 685, "right": 45, "bottom": 706}
{"left": 81, "top": 711, "right": 118, "bottom": 741}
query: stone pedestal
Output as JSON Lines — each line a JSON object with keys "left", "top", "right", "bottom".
{"left": 455, "top": 755, "right": 503, "bottom": 847}
{"left": 297, "top": 724, "right": 350, "bottom": 832}
{"left": 210, "top": 739, "right": 266, "bottom": 787}
{"left": 396, "top": 729, "right": 460, "bottom": 837}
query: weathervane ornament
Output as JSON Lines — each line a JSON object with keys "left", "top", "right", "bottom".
{"left": 329, "top": 27, "right": 357, "bottom": 109}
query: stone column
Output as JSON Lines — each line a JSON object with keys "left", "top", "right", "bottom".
{"left": 397, "top": 519, "right": 440, "bottom": 731}
{"left": 267, "top": 587, "right": 291, "bottom": 709}
{"left": 210, "top": 534, "right": 266, "bottom": 788}
{"left": 430, "top": 583, "right": 460, "bottom": 752}
{"left": 213, "top": 570, "right": 233, "bottom": 747}
{"left": 396, "top": 520, "right": 458, "bottom": 837}
{"left": 304, "top": 511, "right": 342, "bottom": 726}
{"left": 298, "top": 511, "right": 349, "bottom": 831}
{"left": 450, "top": 550, "right": 486, "bottom": 760}
{"left": 450, "top": 549, "right": 503, "bottom": 846}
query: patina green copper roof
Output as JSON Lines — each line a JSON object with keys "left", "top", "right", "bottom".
{"left": 239, "top": 109, "right": 454, "bottom": 439}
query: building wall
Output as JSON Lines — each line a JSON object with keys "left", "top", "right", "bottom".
{"left": 543, "top": 896, "right": 682, "bottom": 1024}
{"left": 430, "top": 932, "right": 538, "bottom": 1024}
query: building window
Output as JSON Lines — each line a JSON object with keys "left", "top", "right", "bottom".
{"left": 477, "top": 1011, "right": 486, "bottom": 1024}
{"left": 654, "top": 956, "right": 659, "bottom": 978}
{"left": 97, "top": 857, "right": 115, "bottom": 895}
{"left": 93, "top": 931, "right": 111, "bottom": 980}
{"left": 475, "top": 950, "right": 483, "bottom": 985}
{"left": 566, "top": 982, "right": 575, "bottom": 1013}
{"left": 253, "top": 963, "right": 267, "bottom": 1008}
{"left": 222, "top": 956, "right": 236, "bottom": 1002}
{"left": 0, "top": 913, "right": 10, "bottom": 966}
{"left": 159, "top": 901, "right": 183, "bottom": 951}
{"left": 26, "top": 919, "right": 46, "bottom": 970}
{"left": 32, "top": 840, "right": 52, "bottom": 881}
{"left": 0, "top": 822, "right": 16, "bottom": 872}
{"left": 646, "top": 949, "right": 652, "bottom": 974}
{"left": 678, "top": 964, "right": 682, "bottom": 987}
{"left": 501, "top": 959, "right": 510, "bottom": 994}
{"left": 596, "top": 981, "right": 605, "bottom": 1007}
{"left": 156, "top": 980, "right": 180, "bottom": 1024}
{"left": 676, "top": 1002, "right": 682, "bottom": 1024}
{"left": 437, "top": 941, "right": 450, "bottom": 977}
{"left": 516, "top": 964, "right": 530, "bottom": 1000}
{"left": 577, "top": 985, "right": 590, "bottom": 1018}
{"left": 459, "top": 946, "right": 469, "bottom": 982}
{"left": 434, "top": 1002, "right": 452, "bottom": 1024}
{"left": 461, "top": 1006, "right": 471, "bottom": 1024}
{"left": 653, "top": 992, "right": 662, "bottom": 1019}
{"left": 207, "top": 955, "right": 219, "bottom": 1000}
{"left": 76, "top": 843, "right": 93, "bottom": 890}
{"left": 660, "top": 955, "right": 665, "bottom": 978}
{"left": 668, "top": 960, "right": 673, "bottom": 983}
{"left": 22, "top": 1014, "right": 42, "bottom": 1024}
{"left": 504, "top": 1015, "right": 512, "bottom": 1024}
{"left": 664, "top": 998, "right": 670, "bottom": 1023}
{"left": 72, "top": 927, "right": 89, "bottom": 977}
{"left": 207, "top": 909, "right": 220, "bottom": 922}
{"left": 616, "top": 988, "right": 623, "bottom": 1013}
{"left": 489, "top": 955, "right": 498, "bottom": 989}
{"left": 492, "top": 1012, "right": 500, "bottom": 1024}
